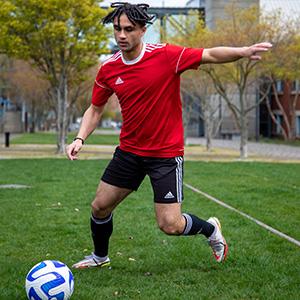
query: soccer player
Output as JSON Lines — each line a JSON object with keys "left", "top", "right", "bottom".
{"left": 66, "top": 2, "right": 272, "bottom": 269}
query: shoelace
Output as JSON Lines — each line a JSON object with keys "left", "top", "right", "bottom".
{"left": 208, "top": 240, "right": 225, "bottom": 252}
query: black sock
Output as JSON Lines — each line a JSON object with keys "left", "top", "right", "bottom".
{"left": 90, "top": 213, "right": 113, "bottom": 258}
{"left": 182, "top": 213, "right": 214, "bottom": 238}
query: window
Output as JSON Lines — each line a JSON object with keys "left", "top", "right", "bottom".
{"left": 292, "top": 80, "right": 300, "bottom": 92}
{"left": 275, "top": 114, "right": 284, "bottom": 135}
{"left": 296, "top": 116, "right": 300, "bottom": 137}
{"left": 276, "top": 80, "right": 284, "bottom": 93}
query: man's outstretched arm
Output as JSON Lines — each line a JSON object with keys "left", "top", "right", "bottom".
{"left": 201, "top": 42, "right": 272, "bottom": 64}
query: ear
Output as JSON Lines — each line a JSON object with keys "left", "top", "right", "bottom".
{"left": 141, "top": 26, "right": 147, "bottom": 36}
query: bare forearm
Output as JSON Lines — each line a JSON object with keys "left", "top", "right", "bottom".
{"left": 201, "top": 42, "right": 272, "bottom": 64}
{"left": 77, "top": 104, "right": 104, "bottom": 140}
{"left": 202, "top": 47, "right": 245, "bottom": 64}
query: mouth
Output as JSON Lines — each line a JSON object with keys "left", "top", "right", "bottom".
{"left": 118, "top": 41, "right": 128, "bottom": 48}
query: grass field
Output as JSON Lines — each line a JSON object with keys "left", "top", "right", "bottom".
{"left": 0, "top": 159, "right": 299, "bottom": 299}
{"left": 11, "top": 132, "right": 120, "bottom": 145}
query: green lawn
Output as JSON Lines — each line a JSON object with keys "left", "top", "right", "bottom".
{"left": 11, "top": 132, "right": 120, "bottom": 145}
{"left": 0, "top": 159, "right": 299, "bottom": 299}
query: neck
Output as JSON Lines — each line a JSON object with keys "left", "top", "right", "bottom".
{"left": 122, "top": 42, "right": 144, "bottom": 61}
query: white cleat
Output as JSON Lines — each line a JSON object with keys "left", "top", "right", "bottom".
{"left": 207, "top": 217, "right": 228, "bottom": 263}
{"left": 72, "top": 253, "right": 111, "bottom": 269}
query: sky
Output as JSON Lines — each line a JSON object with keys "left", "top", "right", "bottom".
{"left": 101, "top": 0, "right": 300, "bottom": 16}
{"left": 100, "top": 0, "right": 189, "bottom": 7}
{"left": 100, "top": 0, "right": 199, "bottom": 43}
{"left": 260, "top": 0, "right": 300, "bottom": 19}
{"left": 100, "top": 0, "right": 300, "bottom": 43}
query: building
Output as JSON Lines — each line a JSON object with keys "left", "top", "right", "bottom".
{"left": 260, "top": 80, "right": 300, "bottom": 139}
{"left": 259, "top": 0, "right": 300, "bottom": 139}
{"left": 0, "top": 56, "right": 23, "bottom": 134}
{"left": 187, "top": 0, "right": 259, "bottom": 29}
{"left": 185, "top": 0, "right": 300, "bottom": 140}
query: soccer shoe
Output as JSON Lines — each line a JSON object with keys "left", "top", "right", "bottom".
{"left": 72, "top": 253, "right": 111, "bottom": 269}
{"left": 207, "top": 217, "right": 228, "bottom": 263}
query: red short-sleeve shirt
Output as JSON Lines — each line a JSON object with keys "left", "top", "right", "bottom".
{"left": 91, "top": 43, "right": 203, "bottom": 157}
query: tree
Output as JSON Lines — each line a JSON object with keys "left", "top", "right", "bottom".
{"left": 171, "top": 18, "right": 223, "bottom": 151}
{"left": 284, "top": 35, "right": 300, "bottom": 139}
{"left": 262, "top": 16, "right": 300, "bottom": 140}
{"left": 171, "top": 5, "right": 275, "bottom": 158}
{"left": 181, "top": 72, "right": 222, "bottom": 151}
{"left": 8, "top": 60, "right": 51, "bottom": 132}
{"left": 179, "top": 4, "right": 276, "bottom": 158}
{"left": 0, "top": 0, "right": 109, "bottom": 153}
{"left": 201, "top": 4, "right": 275, "bottom": 158}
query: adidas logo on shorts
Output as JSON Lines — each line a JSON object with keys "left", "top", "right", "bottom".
{"left": 164, "top": 191, "right": 175, "bottom": 199}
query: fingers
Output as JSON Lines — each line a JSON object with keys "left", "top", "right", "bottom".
{"left": 66, "top": 141, "right": 82, "bottom": 160}
{"left": 252, "top": 42, "right": 273, "bottom": 53}
{"left": 66, "top": 144, "right": 76, "bottom": 160}
{"left": 249, "top": 42, "right": 272, "bottom": 60}
{"left": 254, "top": 42, "right": 273, "bottom": 49}
{"left": 250, "top": 55, "right": 262, "bottom": 61}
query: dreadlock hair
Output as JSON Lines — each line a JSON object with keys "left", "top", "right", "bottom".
{"left": 102, "top": 2, "right": 155, "bottom": 27}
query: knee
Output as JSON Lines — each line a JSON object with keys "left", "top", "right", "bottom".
{"left": 91, "top": 199, "right": 111, "bottom": 219}
{"left": 157, "top": 217, "right": 183, "bottom": 235}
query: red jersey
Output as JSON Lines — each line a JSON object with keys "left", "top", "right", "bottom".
{"left": 91, "top": 43, "right": 204, "bottom": 157}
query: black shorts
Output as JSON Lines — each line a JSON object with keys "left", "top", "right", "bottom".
{"left": 101, "top": 147, "right": 184, "bottom": 203}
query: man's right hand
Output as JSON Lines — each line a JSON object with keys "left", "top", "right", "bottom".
{"left": 66, "top": 139, "right": 84, "bottom": 160}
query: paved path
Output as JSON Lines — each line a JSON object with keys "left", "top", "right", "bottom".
{"left": 1, "top": 133, "right": 299, "bottom": 161}
{"left": 186, "top": 137, "right": 300, "bottom": 160}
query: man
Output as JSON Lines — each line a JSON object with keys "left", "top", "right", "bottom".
{"left": 66, "top": 2, "right": 272, "bottom": 269}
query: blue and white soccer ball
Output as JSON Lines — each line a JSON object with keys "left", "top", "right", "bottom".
{"left": 25, "top": 260, "right": 74, "bottom": 300}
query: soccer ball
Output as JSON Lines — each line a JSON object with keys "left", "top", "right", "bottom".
{"left": 25, "top": 260, "right": 74, "bottom": 300}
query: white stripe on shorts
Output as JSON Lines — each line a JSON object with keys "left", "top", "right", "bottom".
{"left": 175, "top": 157, "right": 183, "bottom": 202}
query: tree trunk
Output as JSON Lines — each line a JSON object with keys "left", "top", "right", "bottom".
{"left": 30, "top": 102, "right": 36, "bottom": 133}
{"left": 205, "top": 130, "right": 212, "bottom": 152}
{"left": 240, "top": 122, "right": 248, "bottom": 159}
{"left": 267, "top": 80, "right": 289, "bottom": 140}
{"left": 290, "top": 92, "right": 299, "bottom": 140}
{"left": 56, "top": 76, "right": 68, "bottom": 154}
{"left": 239, "top": 95, "right": 248, "bottom": 159}
{"left": 204, "top": 111, "right": 213, "bottom": 152}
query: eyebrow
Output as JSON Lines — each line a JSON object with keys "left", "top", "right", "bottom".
{"left": 113, "top": 24, "right": 135, "bottom": 30}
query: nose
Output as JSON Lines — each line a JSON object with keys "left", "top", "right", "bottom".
{"left": 119, "top": 29, "right": 126, "bottom": 39}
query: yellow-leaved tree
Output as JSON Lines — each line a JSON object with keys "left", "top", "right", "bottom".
{"left": 261, "top": 12, "right": 300, "bottom": 140}
{"left": 175, "top": 4, "right": 277, "bottom": 158}
{"left": 0, "top": 0, "right": 110, "bottom": 153}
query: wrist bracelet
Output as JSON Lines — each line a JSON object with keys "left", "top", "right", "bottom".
{"left": 73, "top": 137, "right": 85, "bottom": 144}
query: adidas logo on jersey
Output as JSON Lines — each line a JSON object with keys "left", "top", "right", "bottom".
{"left": 115, "top": 77, "right": 124, "bottom": 85}
{"left": 164, "top": 191, "right": 175, "bottom": 199}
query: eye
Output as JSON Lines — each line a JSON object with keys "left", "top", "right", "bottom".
{"left": 113, "top": 25, "right": 121, "bottom": 31}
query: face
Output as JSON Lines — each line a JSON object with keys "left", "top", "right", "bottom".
{"left": 113, "top": 13, "right": 146, "bottom": 55}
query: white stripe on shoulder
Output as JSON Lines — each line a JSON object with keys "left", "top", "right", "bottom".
{"left": 94, "top": 80, "right": 112, "bottom": 90}
{"left": 102, "top": 51, "right": 122, "bottom": 66}
{"left": 175, "top": 47, "right": 186, "bottom": 74}
{"left": 145, "top": 43, "right": 166, "bottom": 52}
